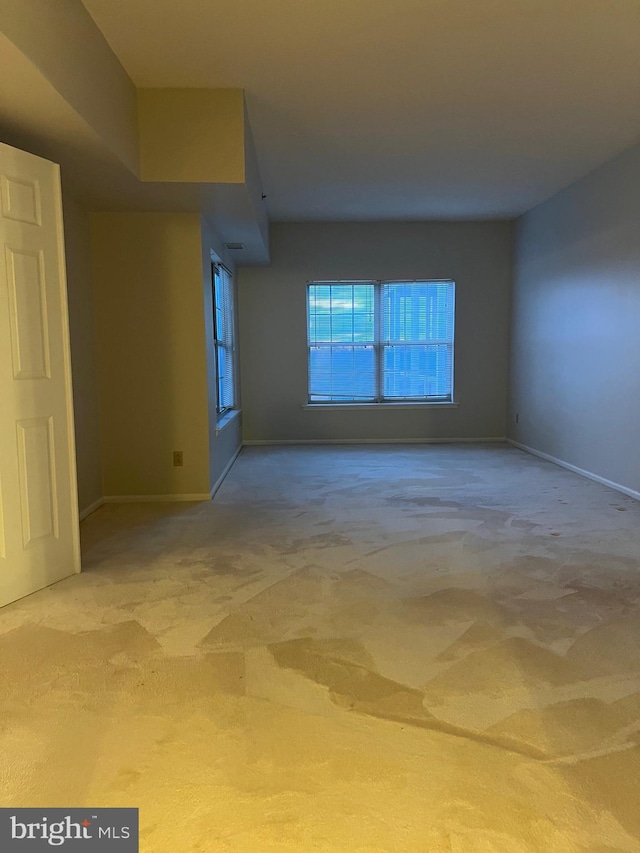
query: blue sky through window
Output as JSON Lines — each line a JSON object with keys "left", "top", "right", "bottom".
{"left": 308, "top": 281, "right": 454, "bottom": 402}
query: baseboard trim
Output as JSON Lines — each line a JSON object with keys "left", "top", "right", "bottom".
{"left": 210, "top": 445, "right": 242, "bottom": 498}
{"left": 79, "top": 497, "right": 104, "bottom": 520}
{"left": 94, "top": 448, "right": 243, "bottom": 506}
{"left": 507, "top": 439, "right": 640, "bottom": 502}
{"left": 243, "top": 437, "right": 506, "bottom": 446}
{"left": 103, "top": 493, "right": 212, "bottom": 503}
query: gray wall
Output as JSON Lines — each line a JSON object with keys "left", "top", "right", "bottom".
{"left": 238, "top": 221, "right": 513, "bottom": 442}
{"left": 509, "top": 142, "right": 640, "bottom": 496}
{"left": 62, "top": 191, "right": 103, "bottom": 514}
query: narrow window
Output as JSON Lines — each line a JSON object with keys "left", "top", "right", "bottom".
{"left": 212, "top": 263, "right": 235, "bottom": 414}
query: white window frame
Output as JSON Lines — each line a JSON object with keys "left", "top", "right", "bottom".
{"left": 212, "top": 262, "right": 236, "bottom": 416}
{"left": 306, "top": 279, "right": 455, "bottom": 405}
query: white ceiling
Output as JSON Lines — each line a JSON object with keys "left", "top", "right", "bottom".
{"left": 81, "top": 0, "right": 640, "bottom": 221}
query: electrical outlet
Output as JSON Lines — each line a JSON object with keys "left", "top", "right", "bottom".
{"left": 173, "top": 450, "right": 184, "bottom": 467}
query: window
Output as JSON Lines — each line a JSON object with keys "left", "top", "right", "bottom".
{"left": 212, "top": 262, "right": 235, "bottom": 414}
{"left": 307, "top": 280, "right": 455, "bottom": 403}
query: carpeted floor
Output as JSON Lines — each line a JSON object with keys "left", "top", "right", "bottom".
{"left": 2, "top": 443, "right": 640, "bottom": 851}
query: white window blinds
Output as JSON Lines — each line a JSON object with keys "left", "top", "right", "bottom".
{"left": 308, "top": 280, "right": 455, "bottom": 403}
{"left": 213, "top": 263, "right": 235, "bottom": 413}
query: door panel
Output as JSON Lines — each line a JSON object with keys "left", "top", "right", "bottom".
{"left": 17, "top": 416, "right": 59, "bottom": 547}
{"left": 6, "top": 246, "right": 51, "bottom": 379}
{"left": 1, "top": 174, "right": 42, "bottom": 226}
{"left": 0, "top": 142, "right": 80, "bottom": 607}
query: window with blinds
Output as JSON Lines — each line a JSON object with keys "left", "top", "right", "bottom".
{"left": 307, "top": 280, "right": 455, "bottom": 403}
{"left": 213, "top": 263, "right": 235, "bottom": 414}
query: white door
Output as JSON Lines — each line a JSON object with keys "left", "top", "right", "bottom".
{"left": 0, "top": 142, "right": 80, "bottom": 607}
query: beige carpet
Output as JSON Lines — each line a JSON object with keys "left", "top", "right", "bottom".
{"left": 2, "top": 443, "right": 640, "bottom": 851}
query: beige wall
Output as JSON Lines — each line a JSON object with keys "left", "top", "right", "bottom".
{"left": 509, "top": 141, "right": 640, "bottom": 497}
{"left": 91, "top": 213, "right": 211, "bottom": 497}
{"left": 238, "top": 221, "right": 513, "bottom": 443}
{"left": 0, "top": 0, "right": 138, "bottom": 172}
{"left": 61, "top": 191, "right": 103, "bottom": 514}
{"left": 137, "top": 89, "right": 245, "bottom": 184}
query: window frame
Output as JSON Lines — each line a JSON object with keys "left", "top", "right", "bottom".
{"left": 212, "top": 261, "right": 236, "bottom": 417}
{"left": 306, "top": 279, "right": 456, "bottom": 406}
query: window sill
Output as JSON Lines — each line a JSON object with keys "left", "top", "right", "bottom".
{"left": 302, "top": 402, "right": 458, "bottom": 411}
{"left": 216, "top": 408, "right": 241, "bottom": 435}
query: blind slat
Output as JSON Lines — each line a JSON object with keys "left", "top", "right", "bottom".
{"left": 214, "top": 264, "right": 235, "bottom": 412}
{"left": 308, "top": 281, "right": 454, "bottom": 403}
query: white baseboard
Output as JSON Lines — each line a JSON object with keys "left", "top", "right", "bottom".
{"left": 210, "top": 445, "right": 242, "bottom": 498}
{"left": 243, "top": 437, "right": 506, "bottom": 446}
{"left": 103, "top": 493, "right": 212, "bottom": 503}
{"left": 79, "top": 497, "right": 104, "bottom": 520}
{"left": 93, "top": 448, "right": 243, "bottom": 506}
{"left": 508, "top": 439, "right": 640, "bottom": 502}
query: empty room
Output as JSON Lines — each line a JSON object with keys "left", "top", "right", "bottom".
{"left": 1, "top": 1, "right": 640, "bottom": 850}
